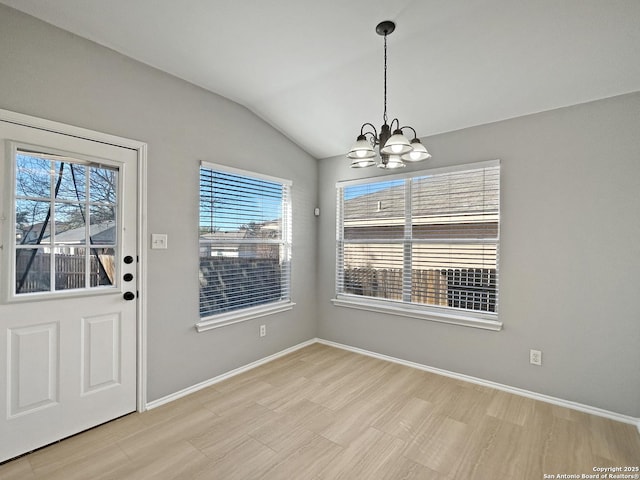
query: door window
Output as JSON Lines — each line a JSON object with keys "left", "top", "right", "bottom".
{"left": 13, "top": 148, "right": 119, "bottom": 296}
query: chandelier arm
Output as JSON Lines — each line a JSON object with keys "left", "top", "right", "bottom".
{"left": 363, "top": 132, "right": 377, "bottom": 146}
{"left": 398, "top": 125, "right": 418, "bottom": 139}
{"left": 389, "top": 118, "right": 400, "bottom": 132}
{"left": 360, "top": 122, "right": 378, "bottom": 138}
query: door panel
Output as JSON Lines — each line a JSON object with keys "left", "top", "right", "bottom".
{"left": 82, "top": 312, "right": 121, "bottom": 394}
{"left": 9, "top": 322, "right": 59, "bottom": 417}
{"left": 0, "top": 120, "right": 137, "bottom": 462}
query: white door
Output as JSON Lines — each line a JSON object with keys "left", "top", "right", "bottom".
{"left": 0, "top": 120, "right": 138, "bottom": 462}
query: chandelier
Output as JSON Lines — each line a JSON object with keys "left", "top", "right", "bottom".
{"left": 347, "top": 21, "right": 431, "bottom": 169}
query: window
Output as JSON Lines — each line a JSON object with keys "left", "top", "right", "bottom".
{"left": 334, "top": 160, "right": 501, "bottom": 330}
{"left": 11, "top": 147, "right": 119, "bottom": 297}
{"left": 198, "top": 162, "right": 293, "bottom": 331}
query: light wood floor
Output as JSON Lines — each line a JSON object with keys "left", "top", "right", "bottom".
{"left": 2, "top": 343, "right": 639, "bottom": 479}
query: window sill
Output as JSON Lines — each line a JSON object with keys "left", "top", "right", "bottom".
{"left": 331, "top": 295, "right": 502, "bottom": 331}
{"left": 196, "top": 300, "right": 296, "bottom": 333}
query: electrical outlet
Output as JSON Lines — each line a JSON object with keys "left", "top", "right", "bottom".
{"left": 530, "top": 349, "right": 542, "bottom": 366}
{"left": 260, "top": 325, "right": 266, "bottom": 337}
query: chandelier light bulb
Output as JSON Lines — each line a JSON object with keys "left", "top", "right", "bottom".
{"left": 377, "top": 155, "right": 405, "bottom": 169}
{"left": 347, "top": 135, "right": 375, "bottom": 160}
{"left": 381, "top": 130, "right": 412, "bottom": 156}
{"left": 401, "top": 139, "right": 432, "bottom": 162}
{"left": 351, "top": 158, "right": 376, "bottom": 168}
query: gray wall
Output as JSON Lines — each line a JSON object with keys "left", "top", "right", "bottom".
{"left": 2, "top": 4, "right": 638, "bottom": 418}
{"left": 318, "top": 92, "right": 640, "bottom": 418}
{"left": 0, "top": 5, "right": 318, "bottom": 402}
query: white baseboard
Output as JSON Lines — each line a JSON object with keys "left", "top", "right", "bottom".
{"left": 146, "top": 336, "right": 640, "bottom": 434}
{"left": 316, "top": 339, "right": 640, "bottom": 432}
{"left": 145, "top": 338, "right": 316, "bottom": 410}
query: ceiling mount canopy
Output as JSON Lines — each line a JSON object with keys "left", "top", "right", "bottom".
{"left": 347, "top": 21, "right": 432, "bottom": 169}
{"left": 375, "top": 20, "right": 395, "bottom": 36}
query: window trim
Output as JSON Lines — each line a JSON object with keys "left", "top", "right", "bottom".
{"left": 336, "top": 159, "right": 499, "bottom": 189}
{"left": 196, "top": 161, "right": 294, "bottom": 332}
{"left": 196, "top": 299, "right": 296, "bottom": 332}
{"left": 3, "top": 142, "right": 124, "bottom": 303}
{"left": 334, "top": 159, "right": 501, "bottom": 331}
{"left": 331, "top": 295, "right": 502, "bottom": 331}
{"left": 200, "top": 161, "right": 293, "bottom": 188}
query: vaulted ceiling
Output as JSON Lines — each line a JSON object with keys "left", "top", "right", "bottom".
{"left": 2, "top": 0, "right": 639, "bottom": 159}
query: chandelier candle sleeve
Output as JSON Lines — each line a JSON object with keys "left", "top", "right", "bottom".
{"left": 347, "top": 21, "right": 432, "bottom": 169}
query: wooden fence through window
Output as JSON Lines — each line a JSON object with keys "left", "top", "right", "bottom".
{"left": 343, "top": 267, "right": 496, "bottom": 312}
{"left": 15, "top": 252, "right": 115, "bottom": 293}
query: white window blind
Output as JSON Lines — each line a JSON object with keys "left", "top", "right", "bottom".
{"left": 199, "top": 163, "right": 292, "bottom": 319}
{"left": 337, "top": 161, "right": 499, "bottom": 317}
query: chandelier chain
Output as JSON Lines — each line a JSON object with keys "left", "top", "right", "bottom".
{"left": 383, "top": 32, "right": 388, "bottom": 124}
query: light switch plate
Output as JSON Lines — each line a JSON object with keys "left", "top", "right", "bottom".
{"left": 151, "top": 233, "right": 168, "bottom": 249}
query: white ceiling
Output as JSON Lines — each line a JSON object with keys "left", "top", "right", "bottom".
{"left": 2, "top": 0, "right": 640, "bottom": 159}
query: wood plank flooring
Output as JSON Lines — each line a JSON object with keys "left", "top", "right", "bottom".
{"left": 2, "top": 343, "right": 639, "bottom": 479}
